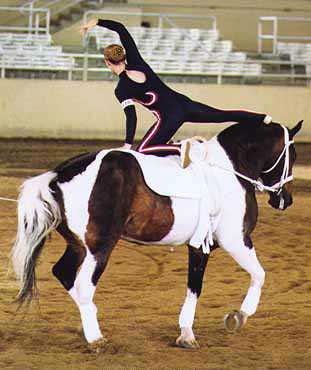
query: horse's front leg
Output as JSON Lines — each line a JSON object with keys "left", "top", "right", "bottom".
{"left": 176, "top": 245, "right": 209, "bottom": 349}
{"left": 220, "top": 237, "right": 265, "bottom": 332}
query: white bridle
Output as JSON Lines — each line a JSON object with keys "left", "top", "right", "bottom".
{"left": 208, "top": 125, "right": 294, "bottom": 196}
{"left": 260, "top": 125, "right": 294, "bottom": 195}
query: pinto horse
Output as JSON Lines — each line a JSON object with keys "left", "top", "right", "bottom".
{"left": 12, "top": 120, "right": 302, "bottom": 350}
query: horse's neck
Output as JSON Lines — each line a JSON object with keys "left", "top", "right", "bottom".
{"left": 209, "top": 136, "right": 260, "bottom": 190}
{"left": 215, "top": 126, "right": 270, "bottom": 181}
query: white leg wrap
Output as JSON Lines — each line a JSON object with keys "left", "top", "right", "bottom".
{"left": 79, "top": 302, "right": 103, "bottom": 343}
{"left": 179, "top": 289, "right": 197, "bottom": 329}
{"left": 224, "top": 244, "right": 265, "bottom": 317}
{"left": 240, "top": 285, "right": 262, "bottom": 316}
{"left": 68, "top": 250, "right": 103, "bottom": 343}
{"left": 180, "top": 327, "right": 195, "bottom": 341}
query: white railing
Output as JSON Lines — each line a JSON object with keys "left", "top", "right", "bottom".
{"left": 258, "top": 16, "right": 311, "bottom": 55}
{"left": 0, "top": 5, "right": 50, "bottom": 34}
{"left": 21, "top": 0, "right": 85, "bottom": 21}
{"left": 1, "top": 52, "right": 310, "bottom": 85}
{"left": 83, "top": 9, "right": 217, "bottom": 34}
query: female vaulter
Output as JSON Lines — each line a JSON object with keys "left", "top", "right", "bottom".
{"left": 81, "top": 19, "right": 272, "bottom": 167}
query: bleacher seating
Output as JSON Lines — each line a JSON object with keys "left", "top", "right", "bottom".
{"left": 0, "top": 33, "right": 52, "bottom": 46}
{"left": 277, "top": 42, "right": 311, "bottom": 63}
{"left": 89, "top": 26, "right": 261, "bottom": 77}
{"left": 0, "top": 32, "right": 75, "bottom": 71}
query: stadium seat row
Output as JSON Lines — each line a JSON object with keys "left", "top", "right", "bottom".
{"left": 90, "top": 26, "right": 220, "bottom": 44}
{"left": 0, "top": 45, "right": 62, "bottom": 55}
{"left": 0, "top": 54, "right": 75, "bottom": 69}
{"left": 277, "top": 42, "right": 311, "bottom": 62}
{"left": 148, "top": 60, "right": 262, "bottom": 75}
{"left": 0, "top": 33, "right": 52, "bottom": 46}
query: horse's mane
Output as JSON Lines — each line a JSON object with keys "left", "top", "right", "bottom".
{"left": 218, "top": 122, "right": 282, "bottom": 145}
{"left": 217, "top": 122, "right": 285, "bottom": 153}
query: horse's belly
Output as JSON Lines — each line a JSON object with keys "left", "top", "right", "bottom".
{"left": 157, "top": 197, "right": 200, "bottom": 245}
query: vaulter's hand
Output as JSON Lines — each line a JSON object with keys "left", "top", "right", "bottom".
{"left": 80, "top": 18, "right": 98, "bottom": 36}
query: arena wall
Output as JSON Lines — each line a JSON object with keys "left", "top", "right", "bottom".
{"left": 0, "top": 79, "right": 309, "bottom": 141}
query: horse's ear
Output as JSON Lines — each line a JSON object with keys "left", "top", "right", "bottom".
{"left": 290, "top": 120, "right": 303, "bottom": 137}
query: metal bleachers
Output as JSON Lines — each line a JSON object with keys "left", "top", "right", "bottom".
{"left": 277, "top": 42, "right": 311, "bottom": 63}
{"left": 0, "top": 33, "right": 52, "bottom": 46}
{"left": 0, "top": 32, "right": 75, "bottom": 75}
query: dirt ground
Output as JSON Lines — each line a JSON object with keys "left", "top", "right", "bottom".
{"left": 0, "top": 139, "right": 310, "bottom": 370}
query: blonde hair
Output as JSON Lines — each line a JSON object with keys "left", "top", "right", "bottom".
{"left": 103, "top": 44, "right": 126, "bottom": 64}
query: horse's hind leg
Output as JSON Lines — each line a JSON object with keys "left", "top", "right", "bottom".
{"left": 71, "top": 155, "right": 136, "bottom": 346}
{"left": 52, "top": 242, "right": 86, "bottom": 291}
{"left": 51, "top": 237, "right": 96, "bottom": 338}
{"left": 53, "top": 243, "right": 112, "bottom": 346}
{"left": 67, "top": 249, "right": 105, "bottom": 345}
{"left": 176, "top": 245, "right": 209, "bottom": 349}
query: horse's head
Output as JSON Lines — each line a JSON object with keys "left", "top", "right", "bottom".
{"left": 260, "top": 120, "right": 303, "bottom": 210}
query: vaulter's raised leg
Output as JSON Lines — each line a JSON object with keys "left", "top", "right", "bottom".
{"left": 185, "top": 100, "right": 271, "bottom": 125}
{"left": 176, "top": 245, "right": 209, "bottom": 349}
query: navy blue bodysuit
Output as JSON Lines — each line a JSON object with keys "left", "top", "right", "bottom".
{"left": 97, "top": 19, "right": 267, "bottom": 156}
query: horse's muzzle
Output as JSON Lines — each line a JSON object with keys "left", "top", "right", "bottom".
{"left": 268, "top": 190, "right": 293, "bottom": 211}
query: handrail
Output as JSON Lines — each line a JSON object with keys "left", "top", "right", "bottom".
{"left": 258, "top": 16, "right": 311, "bottom": 55}
{"left": 83, "top": 10, "right": 217, "bottom": 30}
{"left": 0, "top": 5, "right": 50, "bottom": 34}
{"left": 22, "top": 0, "right": 85, "bottom": 18}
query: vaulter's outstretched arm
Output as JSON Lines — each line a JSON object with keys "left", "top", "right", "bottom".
{"left": 96, "top": 19, "right": 145, "bottom": 66}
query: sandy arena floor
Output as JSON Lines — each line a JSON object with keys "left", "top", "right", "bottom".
{"left": 0, "top": 139, "right": 310, "bottom": 370}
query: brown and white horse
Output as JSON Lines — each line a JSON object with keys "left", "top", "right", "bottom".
{"left": 11, "top": 120, "right": 302, "bottom": 350}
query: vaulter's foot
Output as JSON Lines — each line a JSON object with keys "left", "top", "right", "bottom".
{"left": 263, "top": 115, "right": 272, "bottom": 124}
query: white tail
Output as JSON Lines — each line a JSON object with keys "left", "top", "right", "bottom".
{"left": 11, "top": 171, "right": 61, "bottom": 305}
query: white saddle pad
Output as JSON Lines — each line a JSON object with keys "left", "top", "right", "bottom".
{"left": 98, "top": 149, "right": 207, "bottom": 199}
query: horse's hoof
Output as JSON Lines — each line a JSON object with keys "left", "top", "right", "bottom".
{"left": 224, "top": 310, "right": 248, "bottom": 333}
{"left": 175, "top": 335, "right": 200, "bottom": 349}
{"left": 88, "top": 337, "right": 108, "bottom": 353}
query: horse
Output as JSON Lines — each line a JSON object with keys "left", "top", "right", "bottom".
{"left": 11, "top": 120, "right": 302, "bottom": 351}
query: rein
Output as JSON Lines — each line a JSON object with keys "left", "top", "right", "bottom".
{"left": 208, "top": 125, "right": 294, "bottom": 194}
{"left": 0, "top": 196, "right": 17, "bottom": 202}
